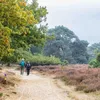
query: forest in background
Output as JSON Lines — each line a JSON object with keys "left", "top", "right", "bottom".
{"left": 0, "top": 0, "right": 100, "bottom": 67}
{"left": 31, "top": 25, "right": 100, "bottom": 65}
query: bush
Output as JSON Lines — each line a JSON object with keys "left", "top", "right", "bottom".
{"left": 89, "top": 59, "right": 100, "bottom": 68}
{"left": 96, "top": 53, "right": 100, "bottom": 62}
{"left": 61, "top": 60, "right": 69, "bottom": 66}
{"left": 15, "top": 48, "right": 62, "bottom": 65}
{"left": 89, "top": 59, "right": 98, "bottom": 68}
{"left": 89, "top": 53, "right": 100, "bottom": 68}
{"left": 28, "top": 54, "right": 62, "bottom": 66}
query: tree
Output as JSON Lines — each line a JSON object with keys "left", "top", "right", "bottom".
{"left": 30, "top": 45, "right": 43, "bottom": 54}
{"left": 0, "top": 23, "right": 12, "bottom": 59}
{"left": 70, "top": 40, "right": 89, "bottom": 64}
{"left": 44, "top": 26, "right": 89, "bottom": 64}
{"left": 0, "top": 0, "right": 38, "bottom": 59}
{"left": 88, "top": 43, "right": 100, "bottom": 61}
{"left": 11, "top": 0, "right": 48, "bottom": 49}
{"left": 44, "top": 26, "right": 78, "bottom": 63}
{"left": 0, "top": 0, "right": 48, "bottom": 63}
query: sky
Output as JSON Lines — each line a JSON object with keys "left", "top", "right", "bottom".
{"left": 29, "top": 0, "right": 100, "bottom": 45}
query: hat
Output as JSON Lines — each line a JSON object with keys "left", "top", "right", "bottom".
{"left": 22, "top": 58, "right": 24, "bottom": 61}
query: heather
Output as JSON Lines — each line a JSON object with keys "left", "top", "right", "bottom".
{"left": 32, "top": 64, "right": 100, "bottom": 93}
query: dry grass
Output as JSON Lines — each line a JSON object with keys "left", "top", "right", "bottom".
{"left": 0, "top": 67, "right": 20, "bottom": 99}
{"left": 32, "top": 65, "right": 100, "bottom": 93}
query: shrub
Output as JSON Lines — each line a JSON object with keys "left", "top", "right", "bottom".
{"left": 89, "top": 53, "right": 100, "bottom": 68}
{"left": 15, "top": 48, "right": 62, "bottom": 65}
{"left": 61, "top": 60, "right": 69, "bottom": 66}
{"left": 29, "top": 54, "right": 62, "bottom": 65}
{"left": 96, "top": 53, "right": 100, "bottom": 62}
{"left": 89, "top": 59, "right": 100, "bottom": 68}
{"left": 33, "top": 65, "right": 100, "bottom": 93}
{"left": 89, "top": 59, "right": 98, "bottom": 68}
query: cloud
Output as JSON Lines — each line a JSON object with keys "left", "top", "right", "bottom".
{"left": 37, "top": 0, "right": 100, "bottom": 7}
{"left": 28, "top": 0, "right": 100, "bottom": 44}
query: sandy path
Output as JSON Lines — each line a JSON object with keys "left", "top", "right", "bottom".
{"left": 7, "top": 70, "right": 71, "bottom": 100}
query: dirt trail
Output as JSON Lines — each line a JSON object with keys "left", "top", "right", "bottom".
{"left": 6, "top": 70, "right": 71, "bottom": 100}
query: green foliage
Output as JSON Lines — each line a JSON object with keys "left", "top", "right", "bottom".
{"left": 11, "top": 0, "right": 48, "bottom": 49}
{"left": 29, "top": 0, "right": 48, "bottom": 23}
{"left": 44, "top": 26, "right": 89, "bottom": 64}
{"left": 14, "top": 48, "right": 33, "bottom": 61}
{"left": 0, "top": 0, "right": 38, "bottom": 59}
{"left": 88, "top": 42, "right": 100, "bottom": 61}
{"left": 14, "top": 48, "right": 61, "bottom": 65}
{"left": 29, "top": 54, "right": 61, "bottom": 65}
{"left": 89, "top": 59, "right": 98, "bottom": 68}
{"left": 44, "top": 26, "right": 78, "bottom": 63}
{"left": 0, "top": 0, "right": 48, "bottom": 63}
{"left": 0, "top": 93, "right": 3, "bottom": 97}
{"left": 1, "top": 54, "right": 16, "bottom": 64}
{"left": 61, "top": 60, "right": 69, "bottom": 66}
{"left": 30, "top": 45, "right": 43, "bottom": 54}
{"left": 96, "top": 53, "right": 100, "bottom": 62}
{"left": 70, "top": 40, "right": 89, "bottom": 64}
{"left": 89, "top": 53, "right": 100, "bottom": 68}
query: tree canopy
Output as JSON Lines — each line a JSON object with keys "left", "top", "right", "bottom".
{"left": 44, "top": 26, "right": 89, "bottom": 64}
{"left": 0, "top": 0, "right": 48, "bottom": 61}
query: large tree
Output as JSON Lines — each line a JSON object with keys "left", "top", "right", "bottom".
{"left": 44, "top": 26, "right": 89, "bottom": 64}
{"left": 70, "top": 40, "right": 89, "bottom": 64}
{"left": 44, "top": 26, "right": 78, "bottom": 63}
{"left": 0, "top": 0, "right": 48, "bottom": 61}
{"left": 0, "top": 0, "right": 37, "bottom": 59}
{"left": 11, "top": 0, "right": 48, "bottom": 49}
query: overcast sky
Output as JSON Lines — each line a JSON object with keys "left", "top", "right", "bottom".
{"left": 29, "top": 0, "right": 100, "bottom": 44}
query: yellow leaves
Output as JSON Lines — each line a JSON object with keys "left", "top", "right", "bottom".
{"left": 27, "top": 10, "right": 33, "bottom": 15}
{"left": 34, "top": 19, "right": 38, "bottom": 24}
{"left": 28, "top": 20, "right": 33, "bottom": 24}
{"left": 7, "top": 48, "right": 14, "bottom": 53}
{"left": 15, "top": 4, "right": 20, "bottom": 10}
{"left": 0, "top": 0, "right": 38, "bottom": 28}
{"left": 0, "top": 23, "right": 11, "bottom": 49}
{"left": 28, "top": 19, "right": 38, "bottom": 24}
{"left": 0, "top": 0, "right": 5, "bottom": 3}
{"left": 26, "top": 10, "right": 38, "bottom": 25}
{"left": 19, "top": 1, "right": 26, "bottom": 7}
{"left": 3, "top": 36, "right": 9, "bottom": 45}
{"left": 0, "top": 0, "right": 40, "bottom": 59}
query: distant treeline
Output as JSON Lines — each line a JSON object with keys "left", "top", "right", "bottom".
{"left": 31, "top": 26, "right": 89, "bottom": 64}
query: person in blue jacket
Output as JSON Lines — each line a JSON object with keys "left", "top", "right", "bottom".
{"left": 20, "top": 58, "right": 25, "bottom": 75}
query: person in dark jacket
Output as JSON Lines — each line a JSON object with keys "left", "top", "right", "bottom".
{"left": 25, "top": 61, "right": 31, "bottom": 76}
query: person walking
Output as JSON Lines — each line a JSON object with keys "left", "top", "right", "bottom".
{"left": 25, "top": 61, "right": 31, "bottom": 76}
{"left": 20, "top": 58, "right": 25, "bottom": 75}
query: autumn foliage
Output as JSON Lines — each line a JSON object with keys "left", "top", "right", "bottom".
{"left": 0, "top": 0, "right": 38, "bottom": 59}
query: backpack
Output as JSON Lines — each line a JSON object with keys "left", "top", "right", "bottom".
{"left": 20, "top": 61, "right": 25, "bottom": 67}
{"left": 26, "top": 63, "right": 31, "bottom": 68}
